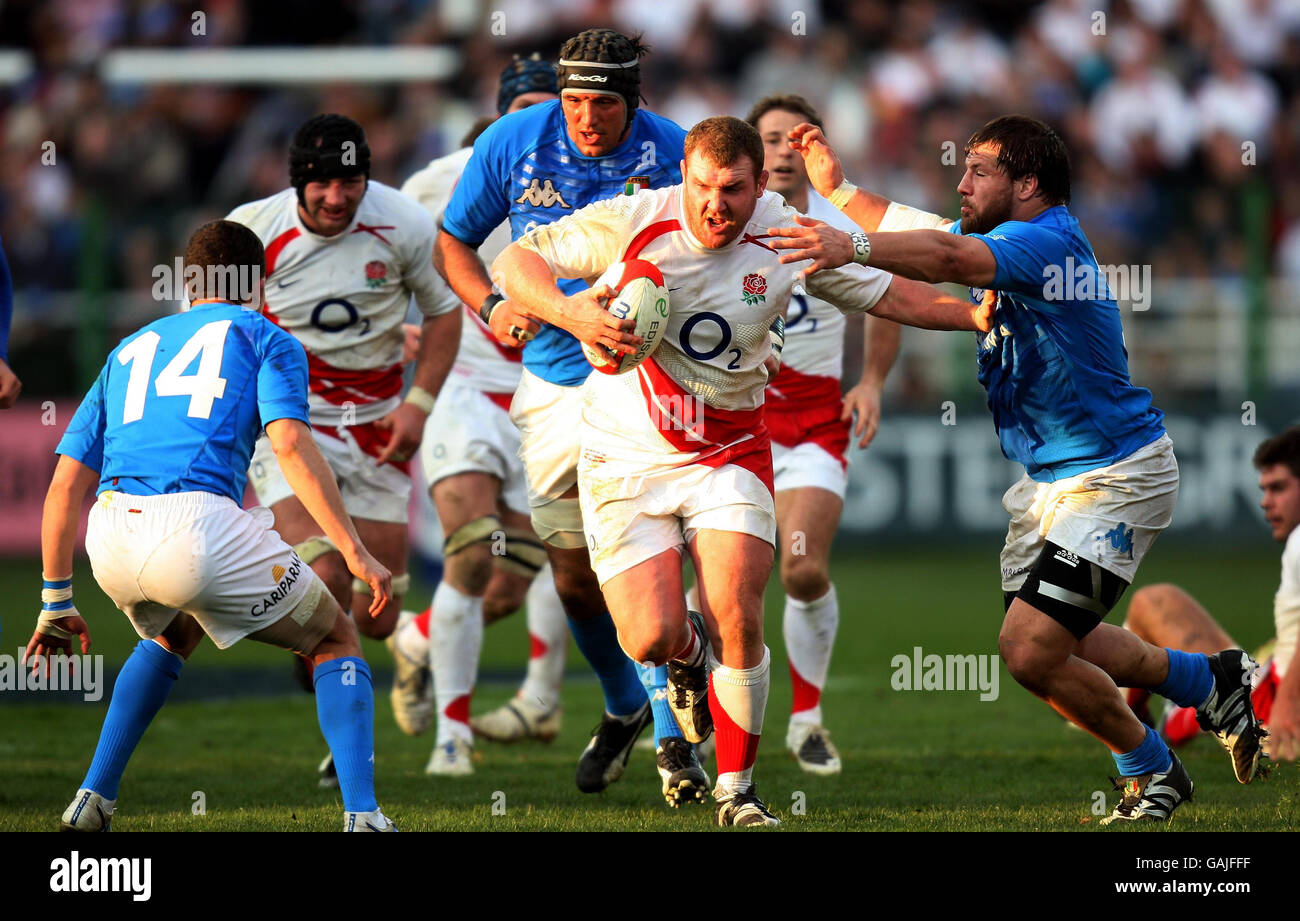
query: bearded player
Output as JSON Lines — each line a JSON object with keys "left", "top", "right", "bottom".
{"left": 436, "top": 29, "right": 707, "bottom": 803}
{"left": 228, "top": 114, "right": 459, "bottom": 783}
{"left": 491, "top": 116, "right": 991, "bottom": 825}
{"left": 765, "top": 114, "right": 1265, "bottom": 822}
{"left": 391, "top": 54, "right": 569, "bottom": 775}
{"left": 743, "top": 93, "right": 901, "bottom": 775}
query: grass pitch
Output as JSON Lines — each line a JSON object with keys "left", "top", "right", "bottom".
{"left": 1, "top": 545, "right": 1297, "bottom": 832}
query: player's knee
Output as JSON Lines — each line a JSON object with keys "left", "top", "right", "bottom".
{"left": 780, "top": 555, "right": 830, "bottom": 602}
{"left": 617, "top": 622, "right": 675, "bottom": 666}
{"left": 997, "top": 630, "right": 1052, "bottom": 692}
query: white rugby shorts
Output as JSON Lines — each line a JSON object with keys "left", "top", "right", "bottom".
{"left": 510, "top": 368, "right": 587, "bottom": 547}
{"left": 249, "top": 423, "right": 411, "bottom": 523}
{"left": 577, "top": 455, "right": 776, "bottom": 586}
{"left": 771, "top": 440, "right": 848, "bottom": 499}
{"left": 85, "top": 491, "right": 320, "bottom": 649}
{"left": 419, "top": 379, "right": 528, "bottom": 514}
{"left": 1000, "top": 434, "right": 1178, "bottom": 591}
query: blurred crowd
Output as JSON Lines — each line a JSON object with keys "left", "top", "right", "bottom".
{"left": 1, "top": 0, "right": 1298, "bottom": 391}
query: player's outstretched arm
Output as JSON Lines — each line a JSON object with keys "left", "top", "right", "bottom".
{"left": 767, "top": 216, "right": 997, "bottom": 288}
{"left": 869, "top": 276, "right": 994, "bottom": 333}
{"left": 266, "top": 418, "right": 392, "bottom": 617}
{"left": 490, "top": 242, "right": 639, "bottom": 354}
{"left": 842, "top": 314, "right": 901, "bottom": 449}
{"left": 786, "top": 123, "right": 892, "bottom": 233}
{"left": 26, "top": 455, "right": 97, "bottom": 668}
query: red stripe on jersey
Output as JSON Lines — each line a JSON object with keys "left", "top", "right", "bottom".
{"left": 636, "top": 357, "right": 774, "bottom": 493}
{"left": 485, "top": 391, "right": 514, "bottom": 414}
{"left": 767, "top": 364, "right": 841, "bottom": 405}
{"left": 264, "top": 227, "right": 302, "bottom": 279}
{"left": 352, "top": 223, "right": 397, "bottom": 247}
{"left": 314, "top": 419, "right": 411, "bottom": 472}
{"left": 624, "top": 220, "right": 682, "bottom": 260}
{"left": 764, "top": 366, "right": 849, "bottom": 467}
{"left": 464, "top": 304, "right": 523, "bottom": 363}
{"left": 306, "top": 352, "right": 404, "bottom": 406}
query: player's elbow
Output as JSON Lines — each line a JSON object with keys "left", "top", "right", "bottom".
{"left": 266, "top": 418, "right": 310, "bottom": 458}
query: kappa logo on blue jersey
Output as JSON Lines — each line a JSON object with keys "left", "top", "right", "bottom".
{"left": 1098, "top": 523, "right": 1135, "bottom": 559}
{"left": 515, "top": 179, "right": 571, "bottom": 209}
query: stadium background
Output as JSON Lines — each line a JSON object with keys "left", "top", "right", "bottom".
{"left": 2, "top": 0, "right": 1299, "bottom": 832}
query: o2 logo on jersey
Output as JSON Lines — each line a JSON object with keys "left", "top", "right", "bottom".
{"left": 311, "top": 298, "right": 370, "bottom": 335}
{"left": 679, "top": 312, "right": 742, "bottom": 371}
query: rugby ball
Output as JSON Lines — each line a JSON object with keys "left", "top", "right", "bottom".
{"left": 581, "top": 259, "right": 670, "bottom": 375}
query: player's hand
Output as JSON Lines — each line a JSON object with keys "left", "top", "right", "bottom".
{"left": 766, "top": 216, "right": 854, "bottom": 276}
{"left": 373, "top": 403, "right": 425, "bottom": 466}
{"left": 763, "top": 354, "right": 780, "bottom": 376}
{"left": 786, "top": 123, "right": 844, "bottom": 198}
{"left": 344, "top": 550, "right": 392, "bottom": 619}
{"left": 401, "top": 323, "right": 421, "bottom": 365}
{"left": 560, "top": 284, "right": 641, "bottom": 355}
{"left": 24, "top": 610, "right": 92, "bottom": 677}
{"left": 842, "top": 380, "right": 883, "bottom": 449}
{"left": 488, "top": 298, "right": 541, "bottom": 348}
{"left": 973, "top": 289, "right": 997, "bottom": 334}
{"left": 0, "top": 358, "right": 22, "bottom": 409}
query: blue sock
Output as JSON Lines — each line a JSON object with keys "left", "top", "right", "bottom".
{"left": 83, "top": 639, "right": 183, "bottom": 799}
{"left": 638, "top": 662, "right": 681, "bottom": 745}
{"left": 568, "top": 613, "right": 646, "bottom": 717}
{"left": 1113, "top": 724, "right": 1173, "bottom": 776}
{"left": 1154, "top": 649, "right": 1214, "bottom": 708}
{"left": 314, "top": 657, "right": 377, "bottom": 814}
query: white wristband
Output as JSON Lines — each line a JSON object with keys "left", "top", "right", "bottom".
{"left": 403, "top": 385, "right": 435, "bottom": 414}
{"left": 850, "top": 232, "right": 872, "bottom": 265}
{"left": 827, "top": 179, "right": 858, "bottom": 210}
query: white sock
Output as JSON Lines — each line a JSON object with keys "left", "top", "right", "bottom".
{"left": 519, "top": 564, "right": 567, "bottom": 710}
{"left": 783, "top": 586, "right": 839, "bottom": 727}
{"left": 393, "top": 610, "right": 430, "bottom": 664}
{"left": 711, "top": 647, "right": 771, "bottom": 796}
{"left": 431, "top": 580, "right": 483, "bottom": 746}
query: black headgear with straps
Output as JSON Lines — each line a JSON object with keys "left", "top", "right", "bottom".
{"left": 556, "top": 29, "right": 647, "bottom": 132}
{"left": 288, "top": 114, "right": 371, "bottom": 207}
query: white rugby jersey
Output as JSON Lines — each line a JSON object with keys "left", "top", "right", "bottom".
{"left": 777, "top": 190, "right": 865, "bottom": 380}
{"left": 1274, "top": 527, "right": 1300, "bottom": 677}
{"left": 401, "top": 147, "right": 523, "bottom": 396}
{"left": 515, "top": 185, "right": 893, "bottom": 471}
{"left": 227, "top": 182, "right": 456, "bottom": 425}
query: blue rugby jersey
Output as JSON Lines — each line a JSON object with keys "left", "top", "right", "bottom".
{"left": 441, "top": 100, "right": 686, "bottom": 386}
{"left": 952, "top": 206, "right": 1165, "bottom": 481}
{"left": 57, "top": 301, "right": 309, "bottom": 502}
